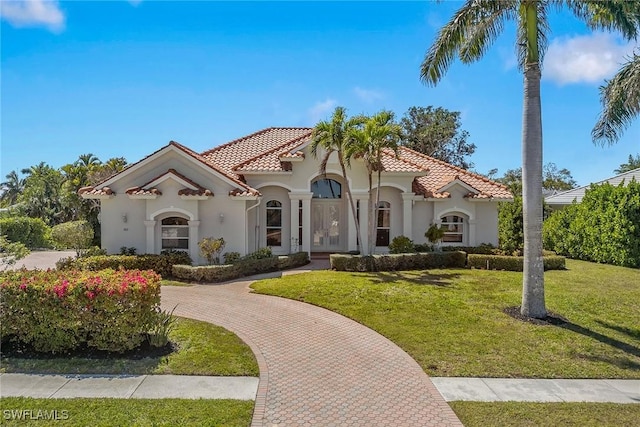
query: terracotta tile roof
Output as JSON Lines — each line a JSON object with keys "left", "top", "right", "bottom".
{"left": 378, "top": 148, "right": 426, "bottom": 173}
{"left": 201, "top": 127, "right": 312, "bottom": 174}
{"left": 78, "top": 186, "right": 114, "bottom": 196}
{"left": 125, "top": 187, "right": 162, "bottom": 196}
{"left": 397, "top": 147, "right": 512, "bottom": 199}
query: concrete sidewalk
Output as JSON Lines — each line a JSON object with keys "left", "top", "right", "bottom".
{"left": 431, "top": 377, "right": 640, "bottom": 403}
{"left": 2, "top": 373, "right": 638, "bottom": 403}
{"left": 0, "top": 373, "right": 258, "bottom": 400}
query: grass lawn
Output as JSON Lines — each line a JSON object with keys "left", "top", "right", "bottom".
{"left": 160, "top": 279, "right": 193, "bottom": 287}
{"left": 0, "top": 398, "right": 253, "bottom": 427}
{"left": 450, "top": 402, "right": 640, "bottom": 427}
{"left": 251, "top": 259, "right": 640, "bottom": 378}
{"left": 1, "top": 317, "right": 259, "bottom": 376}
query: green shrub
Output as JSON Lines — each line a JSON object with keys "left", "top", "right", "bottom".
{"left": 172, "top": 252, "right": 307, "bottom": 283}
{"left": 56, "top": 252, "right": 192, "bottom": 278}
{"left": 425, "top": 223, "right": 446, "bottom": 244}
{"left": 242, "top": 247, "right": 273, "bottom": 260}
{"left": 543, "top": 181, "right": 640, "bottom": 268}
{"left": 51, "top": 220, "right": 93, "bottom": 256}
{"left": 388, "top": 236, "right": 415, "bottom": 254}
{"left": 224, "top": 251, "right": 241, "bottom": 264}
{"left": 0, "top": 269, "right": 161, "bottom": 353}
{"left": 0, "top": 236, "right": 30, "bottom": 269}
{"left": 84, "top": 246, "right": 107, "bottom": 257}
{"left": 0, "top": 217, "right": 52, "bottom": 248}
{"left": 413, "top": 243, "right": 433, "bottom": 252}
{"left": 467, "top": 254, "right": 566, "bottom": 271}
{"left": 198, "top": 237, "right": 225, "bottom": 265}
{"left": 330, "top": 251, "right": 466, "bottom": 272}
{"left": 119, "top": 246, "right": 137, "bottom": 256}
{"left": 442, "top": 244, "right": 497, "bottom": 255}
{"left": 498, "top": 197, "right": 524, "bottom": 255}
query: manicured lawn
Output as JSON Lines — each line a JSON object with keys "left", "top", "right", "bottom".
{"left": 0, "top": 398, "right": 253, "bottom": 427}
{"left": 1, "top": 317, "right": 259, "bottom": 376}
{"left": 251, "top": 259, "right": 640, "bottom": 378}
{"left": 450, "top": 402, "right": 640, "bottom": 427}
{"left": 160, "top": 279, "right": 193, "bottom": 287}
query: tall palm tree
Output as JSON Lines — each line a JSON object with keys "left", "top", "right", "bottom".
{"left": 346, "top": 111, "right": 402, "bottom": 254}
{"left": 311, "top": 106, "right": 365, "bottom": 254}
{"left": 421, "top": 1, "right": 640, "bottom": 319}
{"left": 75, "top": 153, "right": 101, "bottom": 169}
{"left": 0, "top": 170, "right": 25, "bottom": 206}
{"left": 592, "top": 53, "right": 640, "bottom": 145}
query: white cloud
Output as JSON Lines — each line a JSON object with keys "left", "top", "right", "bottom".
{"left": 0, "top": 0, "right": 65, "bottom": 31}
{"left": 307, "top": 98, "right": 337, "bottom": 124}
{"left": 544, "top": 33, "right": 635, "bottom": 85}
{"left": 353, "top": 86, "right": 383, "bottom": 103}
{"left": 128, "top": 0, "right": 143, "bottom": 6}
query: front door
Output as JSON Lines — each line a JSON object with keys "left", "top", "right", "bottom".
{"left": 312, "top": 201, "right": 344, "bottom": 252}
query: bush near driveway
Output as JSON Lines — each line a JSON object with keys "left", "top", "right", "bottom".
{"left": 0, "top": 217, "right": 52, "bottom": 248}
{"left": 1, "top": 269, "right": 161, "bottom": 353}
{"left": 56, "top": 251, "right": 192, "bottom": 278}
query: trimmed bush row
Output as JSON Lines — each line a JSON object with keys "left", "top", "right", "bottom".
{"left": 330, "top": 252, "right": 467, "bottom": 272}
{"left": 1, "top": 269, "right": 161, "bottom": 353}
{"left": 467, "top": 254, "right": 566, "bottom": 271}
{"left": 173, "top": 252, "right": 310, "bottom": 283}
{"left": 0, "top": 217, "right": 52, "bottom": 248}
{"left": 56, "top": 251, "right": 192, "bottom": 278}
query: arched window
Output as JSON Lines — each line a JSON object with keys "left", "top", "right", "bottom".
{"left": 311, "top": 178, "right": 341, "bottom": 199}
{"left": 376, "top": 201, "right": 391, "bottom": 246}
{"left": 441, "top": 215, "right": 464, "bottom": 243}
{"left": 266, "top": 200, "right": 282, "bottom": 247}
{"left": 161, "top": 217, "right": 189, "bottom": 249}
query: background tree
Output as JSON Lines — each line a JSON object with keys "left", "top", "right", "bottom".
{"left": 18, "top": 162, "right": 68, "bottom": 225}
{"left": 421, "top": 0, "right": 639, "bottom": 318}
{"left": 50, "top": 220, "right": 94, "bottom": 256}
{"left": 592, "top": 53, "right": 640, "bottom": 145}
{"left": 494, "top": 163, "right": 576, "bottom": 195}
{"left": 347, "top": 110, "right": 402, "bottom": 254}
{"left": 399, "top": 106, "right": 476, "bottom": 169}
{"left": 614, "top": 154, "right": 640, "bottom": 174}
{"left": 0, "top": 171, "right": 25, "bottom": 207}
{"left": 0, "top": 236, "right": 29, "bottom": 270}
{"left": 311, "top": 106, "right": 364, "bottom": 254}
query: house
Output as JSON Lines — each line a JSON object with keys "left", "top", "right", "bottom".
{"left": 79, "top": 128, "right": 512, "bottom": 263}
{"left": 545, "top": 168, "right": 640, "bottom": 209}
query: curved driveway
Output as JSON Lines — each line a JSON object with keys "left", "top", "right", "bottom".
{"left": 161, "top": 272, "right": 462, "bottom": 427}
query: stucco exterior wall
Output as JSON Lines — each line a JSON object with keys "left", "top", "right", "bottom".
{"left": 473, "top": 202, "right": 499, "bottom": 246}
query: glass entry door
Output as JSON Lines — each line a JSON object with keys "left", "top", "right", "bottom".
{"left": 312, "top": 201, "right": 344, "bottom": 252}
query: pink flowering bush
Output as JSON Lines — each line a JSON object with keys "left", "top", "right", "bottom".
{"left": 0, "top": 268, "right": 161, "bottom": 353}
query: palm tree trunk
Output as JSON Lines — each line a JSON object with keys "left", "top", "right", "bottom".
{"left": 339, "top": 158, "right": 363, "bottom": 254}
{"left": 521, "top": 62, "right": 546, "bottom": 319}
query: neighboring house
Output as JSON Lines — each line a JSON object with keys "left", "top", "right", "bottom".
{"left": 545, "top": 168, "right": 640, "bottom": 209}
{"left": 80, "top": 128, "right": 512, "bottom": 263}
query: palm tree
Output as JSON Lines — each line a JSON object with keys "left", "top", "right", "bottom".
{"left": 346, "top": 111, "right": 402, "bottom": 254}
{"left": 75, "top": 153, "right": 101, "bottom": 169}
{"left": 311, "top": 106, "right": 365, "bottom": 254}
{"left": 421, "top": 1, "right": 640, "bottom": 319}
{"left": 0, "top": 170, "right": 25, "bottom": 206}
{"left": 592, "top": 53, "right": 640, "bottom": 145}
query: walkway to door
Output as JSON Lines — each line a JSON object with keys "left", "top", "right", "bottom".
{"left": 161, "top": 268, "right": 462, "bottom": 426}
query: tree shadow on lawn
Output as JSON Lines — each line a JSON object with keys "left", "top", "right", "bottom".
{"left": 595, "top": 320, "right": 640, "bottom": 341}
{"left": 360, "top": 271, "right": 461, "bottom": 287}
{"left": 505, "top": 307, "right": 640, "bottom": 370}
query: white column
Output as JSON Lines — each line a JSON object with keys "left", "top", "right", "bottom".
{"left": 289, "top": 196, "right": 300, "bottom": 253}
{"left": 188, "top": 220, "right": 200, "bottom": 264}
{"left": 468, "top": 219, "right": 476, "bottom": 246}
{"left": 300, "top": 194, "right": 312, "bottom": 255}
{"left": 347, "top": 192, "right": 369, "bottom": 254}
{"left": 402, "top": 192, "right": 415, "bottom": 239}
{"left": 144, "top": 220, "right": 156, "bottom": 254}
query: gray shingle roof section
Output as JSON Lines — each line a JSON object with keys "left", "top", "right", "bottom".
{"left": 545, "top": 168, "right": 640, "bottom": 205}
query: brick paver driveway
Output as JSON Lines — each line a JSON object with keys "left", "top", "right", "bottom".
{"left": 161, "top": 271, "right": 462, "bottom": 427}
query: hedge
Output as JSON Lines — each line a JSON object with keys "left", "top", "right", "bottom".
{"left": 0, "top": 217, "right": 52, "bottom": 248}
{"left": 467, "top": 254, "right": 566, "bottom": 271}
{"left": 56, "top": 251, "right": 192, "bottom": 278}
{"left": 0, "top": 269, "right": 161, "bottom": 353}
{"left": 173, "top": 252, "right": 309, "bottom": 283}
{"left": 330, "top": 251, "right": 467, "bottom": 272}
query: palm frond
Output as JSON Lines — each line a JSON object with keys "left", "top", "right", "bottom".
{"left": 565, "top": 0, "right": 640, "bottom": 40}
{"left": 516, "top": 1, "right": 550, "bottom": 67}
{"left": 592, "top": 54, "right": 640, "bottom": 145}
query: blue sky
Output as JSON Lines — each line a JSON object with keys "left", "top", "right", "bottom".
{"left": 1, "top": 1, "right": 638, "bottom": 186}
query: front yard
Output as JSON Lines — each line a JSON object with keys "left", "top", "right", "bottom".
{"left": 251, "top": 259, "right": 640, "bottom": 379}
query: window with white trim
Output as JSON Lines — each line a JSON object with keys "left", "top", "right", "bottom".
{"left": 266, "top": 200, "right": 282, "bottom": 247}
{"left": 441, "top": 215, "right": 464, "bottom": 243}
{"left": 376, "top": 201, "right": 391, "bottom": 246}
{"left": 161, "top": 217, "right": 189, "bottom": 249}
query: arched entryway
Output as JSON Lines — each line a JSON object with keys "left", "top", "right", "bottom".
{"left": 310, "top": 176, "right": 347, "bottom": 253}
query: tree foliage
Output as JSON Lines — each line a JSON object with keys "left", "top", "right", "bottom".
{"left": 495, "top": 163, "right": 577, "bottom": 195}
{"left": 198, "top": 237, "right": 226, "bottom": 265}
{"left": 51, "top": 220, "right": 94, "bottom": 256}
{"left": 399, "top": 106, "right": 476, "bottom": 169}
{"left": 543, "top": 180, "right": 640, "bottom": 268}
{"left": 0, "top": 236, "right": 30, "bottom": 270}
{"left": 614, "top": 153, "right": 640, "bottom": 174}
